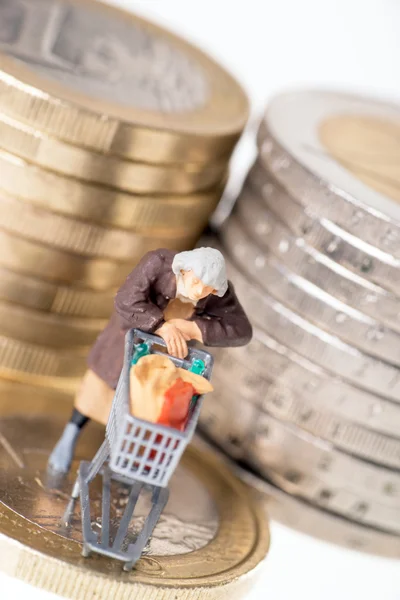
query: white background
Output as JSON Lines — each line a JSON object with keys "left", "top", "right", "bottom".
{"left": 2, "top": 1, "right": 400, "bottom": 598}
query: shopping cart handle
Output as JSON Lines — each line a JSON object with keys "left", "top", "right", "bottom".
{"left": 127, "top": 329, "right": 213, "bottom": 381}
{"left": 132, "top": 328, "right": 166, "bottom": 348}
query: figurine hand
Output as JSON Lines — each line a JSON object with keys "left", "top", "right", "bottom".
{"left": 155, "top": 323, "right": 189, "bottom": 359}
{"left": 167, "top": 319, "right": 203, "bottom": 343}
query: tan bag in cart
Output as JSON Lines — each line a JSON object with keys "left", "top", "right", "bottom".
{"left": 129, "top": 354, "right": 214, "bottom": 426}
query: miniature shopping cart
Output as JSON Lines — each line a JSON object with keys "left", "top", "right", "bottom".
{"left": 65, "top": 328, "right": 213, "bottom": 570}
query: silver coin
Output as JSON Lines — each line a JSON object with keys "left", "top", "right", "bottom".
{"left": 258, "top": 90, "right": 400, "bottom": 256}
{"left": 195, "top": 434, "right": 400, "bottom": 559}
{"left": 198, "top": 382, "right": 257, "bottom": 459}
{"left": 213, "top": 329, "right": 400, "bottom": 439}
{"left": 264, "top": 468, "right": 400, "bottom": 536}
{"left": 247, "top": 415, "right": 400, "bottom": 535}
{"left": 244, "top": 164, "right": 400, "bottom": 333}
{"left": 220, "top": 248, "right": 400, "bottom": 402}
{"left": 200, "top": 390, "right": 400, "bottom": 534}
{"left": 250, "top": 158, "right": 400, "bottom": 296}
{"left": 211, "top": 354, "right": 400, "bottom": 470}
{"left": 0, "top": 0, "right": 208, "bottom": 112}
{"left": 205, "top": 377, "right": 400, "bottom": 505}
{"left": 222, "top": 213, "right": 400, "bottom": 367}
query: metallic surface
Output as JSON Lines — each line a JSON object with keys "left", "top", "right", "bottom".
{"left": 256, "top": 155, "right": 400, "bottom": 296}
{"left": 0, "top": 379, "right": 75, "bottom": 404}
{"left": 0, "top": 334, "right": 86, "bottom": 379}
{"left": 0, "top": 113, "right": 228, "bottom": 195}
{"left": 222, "top": 214, "right": 400, "bottom": 366}
{"left": 0, "top": 229, "right": 192, "bottom": 290}
{"left": 222, "top": 251, "right": 400, "bottom": 403}
{"left": 0, "top": 148, "right": 222, "bottom": 233}
{"left": 261, "top": 468, "right": 400, "bottom": 536}
{"left": 0, "top": 0, "right": 209, "bottom": 111}
{"left": 200, "top": 387, "right": 400, "bottom": 535}
{"left": 245, "top": 165, "right": 400, "bottom": 332}
{"left": 0, "top": 0, "right": 249, "bottom": 164}
{"left": 0, "top": 300, "right": 105, "bottom": 348}
{"left": 0, "top": 389, "right": 269, "bottom": 600}
{"left": 214, "top": 329, "right": 400, "bottom": 439}
{"left": 194, "top": 91, "right": 400, "bottom": 558}
{"left": 0, "top": 265, "right": 115, "bottom": 317}
{"left": 211, "top": 353, "right": 400, "bottom": 469}
{"left": 228, "top": 208, "right": 400, "bottom": 363}
{"left": 195, "top": 436, "right": 400, "bottom": 559}
{"left": 0, "top": 191, "right": 205, "bottom": 261}
{"left": 202, "top": 380, "right": 400, "bottom": 502}
{"left": 258, "top": 92, "right": 400, "bottom": 256}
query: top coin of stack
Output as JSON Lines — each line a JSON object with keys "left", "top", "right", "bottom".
{"left": 0, "top": 0, "right": 248, "bottom": 391}
{"left": 199, "top": 90, "right": 400, "bottom": 558}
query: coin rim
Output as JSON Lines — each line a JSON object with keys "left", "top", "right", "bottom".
{"left": 212, "top": 355, "right": 400, "bottom": 471}
{"left": 223, "top": 210, "right": 400, "bottom": 368}
{"left": 195, "top": 436, "right": 400, "bottom": 559}
{"left": 247, "top": 162, "right": 400, "bottom": 296}
{"left": 0, "top": 113, "right": 228, "bottom": 195}
{"left": 0, "top": 0, "right": 249, "bottom": 158}
{"left": 215, "top": 330, "right": 400, "bottom": 439}
{"left": 0, "top": 148, "right": 222, "bottom": 233}
{"left": 221, "top": 246, "right": 400, "bottom": 402}
{"left": 262, "top": 90, "right": 400, "bottom": 223}
{"left": 246, "top": 164, "right": 400, "bottom": 331}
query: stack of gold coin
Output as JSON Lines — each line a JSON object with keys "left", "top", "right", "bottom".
{"left": 199, "top": 90, "right": 400, "bottom": 558}
{"left": 0, "top": 0, "right": 248, "bottom": 392}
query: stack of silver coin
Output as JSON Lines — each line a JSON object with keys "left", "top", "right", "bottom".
{"left": 199, "top": 90, "right": 400, "bottom": 557}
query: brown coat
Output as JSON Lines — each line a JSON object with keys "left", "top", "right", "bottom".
{"left": 87, "top": 248, "right": 252, "bottom": 389}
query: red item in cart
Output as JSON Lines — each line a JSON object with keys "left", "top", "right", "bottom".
{"left": 157, "top": 378, "right": 196, "bottom": 431}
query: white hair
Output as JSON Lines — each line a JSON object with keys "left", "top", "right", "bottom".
{"left": 172, "top": 247, "right": 228, "bottom": 297}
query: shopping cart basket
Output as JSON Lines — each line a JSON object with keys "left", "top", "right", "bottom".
{"left": 64, "top": 328, "right": 213, "bottom": 570}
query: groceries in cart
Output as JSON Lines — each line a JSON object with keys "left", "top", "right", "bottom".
{"left": 129, "top": 352, "right": 214, "bottom": 430}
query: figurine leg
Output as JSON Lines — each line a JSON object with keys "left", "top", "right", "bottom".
{"left": 48, "top": 369, "right": 114, "bottom": 474}
{"left": 48, "top": 409, "right": 89, "bottom": 473}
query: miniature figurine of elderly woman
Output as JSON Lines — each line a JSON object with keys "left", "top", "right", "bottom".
{"left": 49, "top": 247, "right": 252, "bottom": 473}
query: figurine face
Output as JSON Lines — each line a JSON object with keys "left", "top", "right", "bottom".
{"left": 180, "top": 270, "right": 217, "bottom": 302}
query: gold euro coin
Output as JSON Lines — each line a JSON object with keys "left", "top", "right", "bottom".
{"left": 0, "top": 379, "right": 74, "bottom": 406}
{"left": 0, "top": 265, "right": 115, "bottom": 318}
{"left": 0, "top": 0, "right": 248, "bottom": 164}
{"left": 0, "top": 372, "right": 81, "bottom": 394}
{"left": 0, "top": 113, "right": 227, "bottom": 195}
{"left": 0, "top": 149, "right": 222, "bottom": 234}
{"left": 0, "top": 300, "right": 106, "bottom": 349}
{"left": 0, "top": 389, "right": 269, "bottom": 600}
{"left": 0, "top": 191, "right": 207, "bottom": 260}
{"left": 0, "top": 230, "right": 193, "bottom": 290}
{"left": 0, "top": 334, "right": 86, "bottom": 384}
